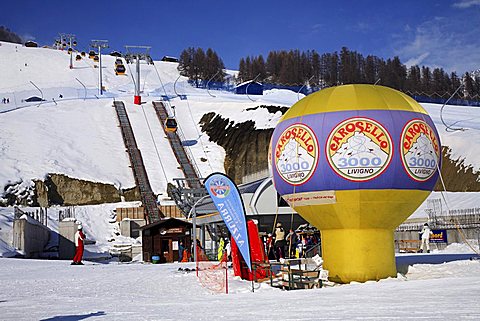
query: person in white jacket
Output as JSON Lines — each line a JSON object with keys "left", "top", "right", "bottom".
{"left": 419, "top": 223, "right": 433, "bottom": 253}
{"left": 72, "top": 224, "right": 86, "bottom": 265}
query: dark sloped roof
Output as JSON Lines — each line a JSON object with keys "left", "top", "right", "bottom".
{"left": 140, "top": 217, "right": 192, "bottom": 230}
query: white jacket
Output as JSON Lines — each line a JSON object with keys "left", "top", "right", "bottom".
{"left": 75, "top": 230, "right": 85, "bottom": 247}
{"left": 420, "top": 226, "right": 433, "bottom": 240}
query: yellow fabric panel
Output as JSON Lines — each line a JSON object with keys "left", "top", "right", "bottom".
{"left": 321, "top": 228, "right": 397, "bottom": 283}
{"left": 290, "top": 189, "right": 430, "bottom": 283}
{"left": 281, "top": 84, "right": 427, "bottom": 122}
{"left": 292, "top": 189, "right": 430, "bottom": 230}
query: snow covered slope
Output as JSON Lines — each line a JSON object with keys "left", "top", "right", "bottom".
{"left": 1, "top": 40, "right": 480, "bottom": 202}
{"left": 0, "top": 41, "right": 295, "bottom": 199}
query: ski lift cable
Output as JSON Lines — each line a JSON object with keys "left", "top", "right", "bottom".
{"left": 152, "top": 63, "right": 169, "bottom": 101}
{"left": 150, "top": 60, "right": 209, "bottom": 175}
{"left": 246, "top": 74, "right": 261, "bottom": 102}
{"left": 151, "top": 62, "right": 176, "bottom": 117}
{"left": 126, "top": 61, "right": 137, "bottom": 90}
{"left": 185, "top": 98, "right": 214, "bottom": 173}
{"left": 418, "top": 112, "right": 479, "bottom": 255}
{"left": 139, "top": 104, "right": 169, "bottom": 184}
{"left": 173, "top": 74, "right": 182, "bottom": 97}
{"left": 297, "top": 75, "right": 314, "bottom": 101}
{"left": 206, "top": 70, "right": 221, "bottom": 98}
{"left": 270, "top": 95, "right": 309, "bottom": 246}
{"left": 440, "top": 84, "right": 467, "bottom": 132}
{"left": 141, "top": 70, "right": 150, "bottom": 93}
{"left": 175, "top": 98, "right": 213, "bottom": 174}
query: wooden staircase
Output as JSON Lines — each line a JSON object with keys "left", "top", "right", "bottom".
{"left": 152, "top": 101, "right": 202, "bottom": 189}
{"left": 113, "top": 100, "right": 163, "bottom": 224}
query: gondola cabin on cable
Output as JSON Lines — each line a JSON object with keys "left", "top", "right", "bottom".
{"left": 67, "top": 47, "right": 73, "bottom": 54}
{"left": 165, "top": 117, "right": 178, "bottom": 132}
{"left": 141, "top": 218, "right": 192, "bottom": 263}
{"left": 88, "top": 50, "right": 96, "bottom": 59}
{"left": 93, "top": 55, "right": 99, "bottom": 63}
{"left": 114, "top": 58, "right": 124, "bottom": 66}
{"left": 75, "top": 54, "right": 82, "bottom": 61}
{"left": 80, "top": 51, "right": 86, "bottom": 57}
{"left": 115, "top": 64, "right": 126, "bottom": 75}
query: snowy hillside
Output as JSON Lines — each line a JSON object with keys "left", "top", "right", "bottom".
{"left": 0, "top": 41, "right": 297, "bottom": 201}
{"left": 1, "top": 40, "right": 480, "bottom": 206}
{"left": 1, "top": 41, "right": 480, "bottom": 321}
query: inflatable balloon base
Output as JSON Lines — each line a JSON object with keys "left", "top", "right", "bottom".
{"left": 321, "top": 228, "right": 396, "bottom": 283}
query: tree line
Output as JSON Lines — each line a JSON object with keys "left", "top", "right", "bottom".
{"left": 180, "top": 46, "right": 479, "bottom": 99}
{"left": 238, "top": 47, "right": 480, "bottom": 98}
{"left": 178, "top": 47, "right": 225, "bottom": 87}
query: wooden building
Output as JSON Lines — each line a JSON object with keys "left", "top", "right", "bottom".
{"left": 141, "top": 218, "right": 192, "bottom": 263}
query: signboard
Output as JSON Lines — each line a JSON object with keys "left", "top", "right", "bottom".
{"left": 420, "top": 229, "right": 448, "bottom": 243}
{"left": 205, "top": 173, "right": 252, "bottom": 271}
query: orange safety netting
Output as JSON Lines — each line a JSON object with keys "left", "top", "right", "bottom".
{"left": 196, "top": 245, "right": 229, "bottom": 294}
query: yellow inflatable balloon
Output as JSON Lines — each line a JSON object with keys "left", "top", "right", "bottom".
{"left": 271, "top": 84, "right": 441, "bottom": 283}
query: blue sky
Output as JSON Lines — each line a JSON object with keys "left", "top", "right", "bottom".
{"left": 3, "top": 0, "right": 480, "bottom": 73}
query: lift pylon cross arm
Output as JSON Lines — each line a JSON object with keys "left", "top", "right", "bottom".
{"left": 124, "top": 45, "right": 154, "bottom": 105}
{"left": 90, "top": 40, "right": 109, "bottom": 95}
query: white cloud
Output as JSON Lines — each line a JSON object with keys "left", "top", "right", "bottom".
{"left": 452, "top": 0, "right": 480, "bottom": 8}
{"left": 393, "top": 15, "right": 480, "bottom": 74}
{"left": 404, "top": 52, "right": 430, "bottom": 68}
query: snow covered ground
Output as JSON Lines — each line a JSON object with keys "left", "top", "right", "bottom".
{"left": 0, "top": 258, "right": 479, "bottom": 320}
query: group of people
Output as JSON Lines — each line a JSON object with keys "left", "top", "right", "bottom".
{"left": 265, "top": 222, "right": 320, "bottom": 260}
{"left": 2, "top": 97, "right": 10, "bottom": 104}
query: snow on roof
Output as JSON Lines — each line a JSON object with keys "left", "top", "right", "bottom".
{"left": 235, "top": 80, "right": 263, "bottom": 88}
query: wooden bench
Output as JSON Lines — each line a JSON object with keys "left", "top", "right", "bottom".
{"left": 253, "top": 260, "right": 328, "bottom": 290}
{"left": 396, "top": 240, "right": 421, "bottom": 253}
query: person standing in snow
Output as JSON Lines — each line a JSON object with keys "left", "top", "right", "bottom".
{"left": 178, "top": 240, "right": 185, "bottom": 262}
{"left": 274, "top": 222, "right": 285, "bottom": 259}
{"left": 217, "top": 238, "right": 225, "bottom": 261}
{"left": 419, "top": 223, "right": 433, "bottom": 253}
{"left": 72, "top": 224, "right": 86, "bottom": 265}
{"left": 224, "top": 238, "right": 231, "bottom": 261}
{"left": 265, "top": 233, "right": 275, "bottom": 260}
{"left": 286, "top": 229, "right": 298, "bottom": 258}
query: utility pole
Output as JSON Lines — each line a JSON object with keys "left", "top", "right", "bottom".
{"left": 90, "top": 40, "right": 109, "bottom": 95}
{"left": 60, "top": 33, "right": 76, "bottom": 69}
{"left": 124, "top": 46, "right": 154, "bottom": 105}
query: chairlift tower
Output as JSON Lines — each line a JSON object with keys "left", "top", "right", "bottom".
{"left": 90, "top": 40, "right": 109, "bottom": 95}
{"left": 124, "top": 46, "right": 154, "bottom": 105}
{"left": 60, "top": 33, "right": 76, "bottom": 69}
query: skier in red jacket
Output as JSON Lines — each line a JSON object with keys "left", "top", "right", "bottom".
{"left": 72, "top": 225, "right": 86, "bottom": 265}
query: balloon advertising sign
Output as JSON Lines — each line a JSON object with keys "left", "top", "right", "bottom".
{"left": 271, "top": 84, "right": 441, "bottom": 283}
